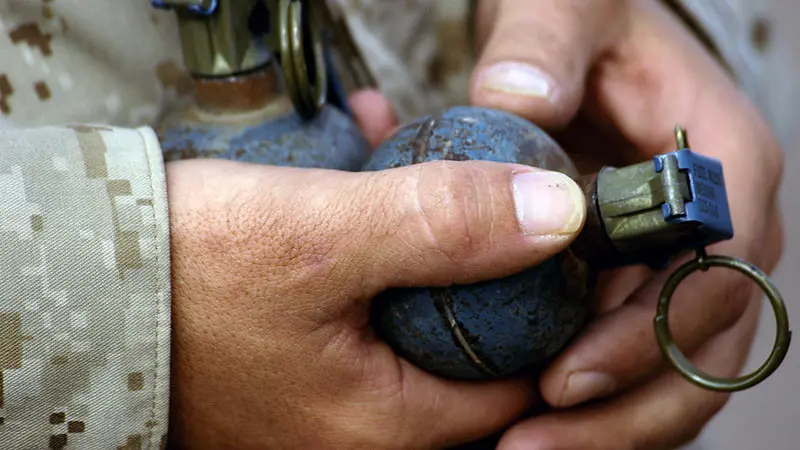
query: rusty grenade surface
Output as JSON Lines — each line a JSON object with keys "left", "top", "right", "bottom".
{"left": 364, "top": 106, "right": 594, "bottom": 380}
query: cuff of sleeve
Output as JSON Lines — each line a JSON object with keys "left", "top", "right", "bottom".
{"left": 136, "top": 125, "right": 173, "bottom": 449}
{"left": 0, "top": 125, "right": 171, "bottom": 449}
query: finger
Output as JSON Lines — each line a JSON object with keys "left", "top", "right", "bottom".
{"left": 540, "top": 198, "right": 781, "bottom": 408}
{"left": 539, "top": 258, "right": 758, "bottom": 407}
{"left": 399, "top": 359, "right": 536, "bottom": 449}
{"left": 537, "top": 0, "right": 786, "bottom": 408}
{"left": 348, "top": 89, "right": 398, "bottom": 149}
{"left": 592, "top": 265, "right": 653, "bottom": 314}
{"left": 167, "top": 157, "right": 586, "bottom": 300}
{"left": 498, "top": 297, "right": 761, "bottom": 450}
{"left": 470, "top": 0, "right": 628, "bottom": 128}
{"left": 583, "top": 0, "right": 784, "bottom": 211}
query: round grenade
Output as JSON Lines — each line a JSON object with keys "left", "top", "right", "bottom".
{"left": 363, "top": 106, "right": 594, "bottom": 380}
{"left": 152, "top": 0, "right": 371, "bottom": 171}
{"left": 155, "top": 65, "right": 370, "bottom": 171}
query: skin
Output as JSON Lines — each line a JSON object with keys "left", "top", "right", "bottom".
{"left": 166, "top": 0, "right": 784, "bottom": 448}
{"left": 470, "top": 0, "right": 785, "bottom": 448}
{"left": 166, "top": 92, "right": 587, "bottom": 449}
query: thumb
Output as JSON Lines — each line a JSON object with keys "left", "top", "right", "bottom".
{"left": 348, "top": 160, "right": 585, "bottom": 446}
{"left": 167, "top": 158, "right": 586, "bottom": 296}
{"left": 470, "top": 0, "right": 627, "bottom": 128}
{"left": 347, "top": 159, "right": 587, "bottom": 294}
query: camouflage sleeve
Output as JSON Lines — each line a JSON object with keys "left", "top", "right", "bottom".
{"left": 0, "top": 125, "right": 171, "bottom": 449}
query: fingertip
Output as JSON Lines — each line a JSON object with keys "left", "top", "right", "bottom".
{"left": 348, "top": 89, "right": 399, "bottom": 149}
{"left": 469, "top": 61, "right": 573, "bottom": 129}
{"left": 467, "top": 0, "right": 625, "bottom": 130}
{"left": 511, "top": 168, "right": 587, "bottom": 237}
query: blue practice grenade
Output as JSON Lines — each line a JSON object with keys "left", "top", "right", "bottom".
{"left": 152, "top": 0, "right": 372, "bottom": 170}
{"left": 364, "top": 107, "right": 593, "bottom": 380}
{"left": 364, "top": 106, "right": 791, "bottom": 390}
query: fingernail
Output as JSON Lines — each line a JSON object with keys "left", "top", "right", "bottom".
{"left": 478, "top": 62, "right": 556, "bottom": 99}
{"left": 512, "top": 170, "right": 585, "bottom": 235}
{"left": 560, "top": 372, "right": 616, "bottom": 406}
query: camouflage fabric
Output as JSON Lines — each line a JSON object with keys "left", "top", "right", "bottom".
{"left": 337, "top": 0, "right": 474, "bottom": 121}
{"left": 0, "top": 0, "right": 782, "bottom": 448}
{"left": 0, "top": 126, "right": 170, "bottom": 448}
{"left": 0, "top": 0, "right": 185, "bottom": 127}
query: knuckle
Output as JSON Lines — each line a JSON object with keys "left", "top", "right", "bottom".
{"left": 412, "top": 161, "right": 498, "bottom": 266}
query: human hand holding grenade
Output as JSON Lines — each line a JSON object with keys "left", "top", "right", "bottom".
{"left": 153, "top": 0, "right": 791, "bottom": 394}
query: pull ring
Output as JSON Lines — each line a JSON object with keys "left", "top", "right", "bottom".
{"left": 654, "top": 250, "right": 792, "bottom": 392}
{"left": 279, "top": 0, "right": 327, "bottom": 120}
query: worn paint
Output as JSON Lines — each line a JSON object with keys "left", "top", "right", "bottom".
{"left": 157, "top": 101, "right": 370, "bottom": 171}
{"left": 364, "top": 106, "right": 595, "bottom": 380}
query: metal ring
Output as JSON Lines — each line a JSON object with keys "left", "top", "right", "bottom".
{"left": 290, "top": 0, "right": 327, "bottom": 114}
{"left": 279, "top": 0, "right": 327, "bottom": 120}
{"left": 654, "top": 253, "right": 792, "bottom": 392}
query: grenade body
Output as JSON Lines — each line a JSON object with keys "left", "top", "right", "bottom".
{"left": 364, "top": 106, "right": 594, "bottom": 380}
{"left": 156, "top": 96, "right": 370, "bottom": 170}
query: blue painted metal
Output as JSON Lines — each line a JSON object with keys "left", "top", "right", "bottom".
{"left": 157, "top": 102, "right": 370, "bottom": 171}
{"left": 656, "top": 148, "right": 734, "bottom": 244}
{"left": 363, "top": 106, "right": 594, "bottom": 380}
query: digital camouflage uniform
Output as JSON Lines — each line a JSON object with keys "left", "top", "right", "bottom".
{"left": 0, "top": 0, "right": 785, "bottom": 448}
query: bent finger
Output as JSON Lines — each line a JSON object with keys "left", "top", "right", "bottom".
{"left": 471, "top": 0, "right": 628, "bottom": 128}
{"left": 539, "top": 257, "right": 762, "bottom": 407}
{"left": 399, "top": 359, "right": 536, "bottom": 449}
{"left": 538, "top": 0, "right": 785, "bottom": 409}
{"left": 348, "top": 89, "right": 398, "bottom": 149}
{"left": 498, "top": 297, "right": 761, "bottom": 450}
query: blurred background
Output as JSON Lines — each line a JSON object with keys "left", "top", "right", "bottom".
{"left": 685, "top": 1, "right": 800, "bottom": 449}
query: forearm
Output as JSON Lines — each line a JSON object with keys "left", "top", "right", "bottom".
{"left": 0, "top": 125, "right": 171, "bottom": 449}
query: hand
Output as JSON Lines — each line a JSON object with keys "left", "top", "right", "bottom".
{"left": 470, "top": 0, "right": 785, "bottom": 448}
{"left": 163, "top": 91, "right": 588, "bottom": 449}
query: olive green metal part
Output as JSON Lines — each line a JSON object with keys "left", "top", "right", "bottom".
{"left": 170, "top": 0, "right": 270, "bottom": 77}
{"left": 164, "top": 0, "right": 375, "bottom": 119}
{"left": 278, "top": 0, "right": 326, "bottom": 120}
{"left": 576, "top": 126, "right": 791, "bottom": 392}
{"left": 654, "top": 250, "right": 792, "bottom": 392}
{"left": 278, "top": 0, "right": 376, "bottom": 118}
{"left": 596, "top": 154, "right": 692, "bottom": 255}
{"left": 651, "top": 129, "right": 792, "bottom": 393}
{"left": 573, "top": 145, "right": 695, "bottom": 268}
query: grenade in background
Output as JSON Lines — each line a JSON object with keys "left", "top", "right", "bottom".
{"left": 152, "top": 0, "right": 373, "bottom": 170}
{"left": 364, "top": 106, "right": 742, "bottom": 381}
